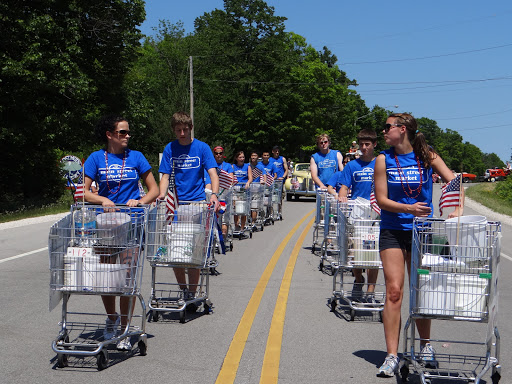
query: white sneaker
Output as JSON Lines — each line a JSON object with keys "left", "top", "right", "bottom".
{"left": 103, "top": 315, "right": 120, "bottom": 340}
{"left": 377, "top": 354, "right": 399, "bottom": 377}
{"left": 419, "top": 343, "right": 438, "bottom": 368}
{"left": 116, "top": 337, "right": 132, "bottom": 351}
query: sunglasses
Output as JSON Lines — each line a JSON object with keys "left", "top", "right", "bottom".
{"left": 319, "top": 140, "right": 329, "bottom": 144}
{"left": 214, "top": 152, "right": 224, "bottom": 155}
{"left": 383, "top": 123, "right": 402, "bottom": 133}
{"left": 114, "top": 129, "right": 131, "bottom": 137}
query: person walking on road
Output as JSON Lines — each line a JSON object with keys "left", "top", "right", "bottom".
{"left": 82, "top": 114, "right": 159, "bottom": 350}
{"left": 310, "top": 133, "right": 343, "bottom": 190}
{"left": 158, "top": 111, "right": 220, "bottom": 312}
{"left": 374, "top": 113, "right": 463, "bottom": 377}
{"left": 232, "top": 151, "right": 253, "bottom": 231}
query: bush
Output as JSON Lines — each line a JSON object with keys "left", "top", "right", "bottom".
{"left": 494, "top": 177, "right": 512, "bottom": 202}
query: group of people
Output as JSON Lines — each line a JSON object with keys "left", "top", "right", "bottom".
{"left": 80, "top": 110, "right": 464, "bottom": 377}
{"left": 79, "top": 111, "right": 288, "bottom": 351}
{"left": 308, "top": 114, "right": 463, "bottom": 377}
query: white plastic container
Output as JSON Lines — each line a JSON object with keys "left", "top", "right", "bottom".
{"left": 63, "top": 255, "right": 83, "bottom": 290}
{"left": 417, "top": 272, "right": 456, "bottom": 316}
{"left": 351, "top": 225, "right": 380, "bottom": 267}
{"left": 445, "top": 215, "right": 487, "bottom": 263}
{"left": 235, "top": 200, "right": 247, "bottom": 214}
{"left": 81, "top": 256, "right": 129, "bottom": 292}
{"left": 175, "top": 205, "right": 202, "bottom": 224}
{"left": 96, "top": 212, "right": 131, "bottom": 246}
{"left": 455, "top": 274, "right": 489, "bottom": 318}
{"left": 166, "top": 223, "right": 202, "bottom": 264}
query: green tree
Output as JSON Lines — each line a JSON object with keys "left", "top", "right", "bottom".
{"left": 0, "top": 0, "right": 145, "bottom": 212}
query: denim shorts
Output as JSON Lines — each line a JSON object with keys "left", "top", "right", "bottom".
{"left": 379, "top": 229, "right": 413, "bottom": 252}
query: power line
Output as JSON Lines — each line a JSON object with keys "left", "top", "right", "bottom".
{"left": 435, "top": 107, "right": 512, "bottom": 120}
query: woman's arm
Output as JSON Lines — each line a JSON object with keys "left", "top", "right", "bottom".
{"left": 83, "top": 176, "right": 114, "bottom": 207}
{"left": 138, "top": 170, "right": 159, "bottom": 205}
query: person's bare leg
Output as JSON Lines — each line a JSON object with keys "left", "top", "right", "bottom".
{"left": 173, "top": 268, "right": 188, "bottom": 291}
{"left": 380, "top": 248, "right": 406, "bottom": 356}
{"left": 188, "top": 268, "right": 200, "bottom": 295}
{"left": 367, "top": 268, "right": 379, "bottom": 294}
{"left": 101, "top": 296, "right": 118, "bottom": 321}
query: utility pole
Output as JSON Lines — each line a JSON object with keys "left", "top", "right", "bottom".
{"left": 189, "top": 56, "right": 194, "bottom": 138}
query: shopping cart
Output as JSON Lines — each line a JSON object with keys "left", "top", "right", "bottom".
{"left": 249, "top": 183, "right": 265, "bottom": 232}
{"left": 49, "top": 203, "right": 151, "bottom": 370}
{"left": 263, "top": 183, "right": 274, "bottom": 226}
{"left": 330, "top": 199, "right": 384, "bottom": 321}
{"left": 401, "top": 217, "right": 501, "bottom": 384}
{"left": 145, "top": 201, "right": 215, "bottom": 323}
{"left": 214, "top": 187, "right": 234, "bottom": 255}
{"left": 311, "top": 189, "right": 328, "bottom": 254}
{"left": 271, "top": 179, "right": 284, "bottom": 221}
{"left": 318, "top": 195, "right": 339, "bottom": 274}
{"left": 231, "top": 184, "right": 253, "bottom": 239}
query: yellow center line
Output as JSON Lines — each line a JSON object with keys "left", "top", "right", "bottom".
{"left": 259, "top": 216, "right": 315, "bottom": 384}
{"left": 215, "top": 209, "right": 315, "bottom": 384}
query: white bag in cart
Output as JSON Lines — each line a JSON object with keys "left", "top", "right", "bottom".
{"left": 97, "top": 212, "right": 131, "bottom": 246}
{"left": 166, "top": 223, "right": 203, "bottom": 264}
{"left": 445, "top": 215, "right": 487, "bottom": 263}
{"left": 81, "top": 255, "right": 129, "bottom": 292}
{"left": 417, "top": 272, "right": 456, "bottom": 316}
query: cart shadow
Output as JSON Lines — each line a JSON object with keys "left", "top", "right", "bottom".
{"left": 147, "top": 306, "right": 211, "bottom": 324}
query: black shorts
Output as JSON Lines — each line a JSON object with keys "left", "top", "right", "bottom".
{"left": 379, "top": 229, "right": 413, "bottom": 252}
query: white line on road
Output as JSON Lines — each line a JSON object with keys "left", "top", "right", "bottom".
{"left": 0, "top": 247, "right": 48, "bottom": 264}
{"left": 502, "top": 252, "right": 512, "bottom": 262}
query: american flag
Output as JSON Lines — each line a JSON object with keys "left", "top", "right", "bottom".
{"left": 370, "top": 183, "right": 381, "bottom": 215}
{"left": 440, "top": 173, "right": 462, "bottom": 216}
{"left": 265, "top": 173, "right": 274, "bottom": 186}
{"left": 74, "top": 184, "right": 85, "bottom": 201}
{"left": 252, "top": 166, "right": 262, "bottom": 180}
{"left": 165, "top": 184, "right": 178, "bottom": 221}
{"left": 219, "top": 169, "right": 236, "bottom": 189}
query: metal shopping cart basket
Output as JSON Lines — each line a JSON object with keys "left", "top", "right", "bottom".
{"left": 263, "top": 183, "right": 274, "bottom": 225}
{"left": 249, "top": 183, "right": 265, "bottom": 232}
{"left": 330, "top": 198, "right": 384, "bottom": 321}
{"left": 231, "top": 184, "right": 252, "bottom": 239}
{"left": 311, "top": 189, "right": 328, "bottom": 254}
{"left": 145, "top": 200, "right": 215, "bottom": 323}
{"left": 49, "top": 203, "right": 151, "bottom": 370}
{"left": 318, "top": 195, "right": 340, "bottom": 273}
{"left": 401, "top": 217, "right": 501, "bottom": 384}
{"left": 271, "top": 179, "right": 284, "bottom": 221}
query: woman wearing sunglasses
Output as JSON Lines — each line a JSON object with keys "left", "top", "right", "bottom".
{"left": 310, "top": 133, "right": 343, "bottom": 190}
{"left": 82, "top": 114, "right": 159, "bottom": 350}
{"left": 374, "top": 113, "right": 463, "bottom": 377}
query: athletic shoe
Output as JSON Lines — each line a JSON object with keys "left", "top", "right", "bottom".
{"left": 103, "top": 315, "right": 120, "bottom": 340}
{"left": 419, "top": 343, "right": 438, "bottom": 368}
{"left": 377, "top": 354, "right": 399, "bottom": 377}
{"left": 116, "top": 337, "right": 132, "bottom": 351}
{"left": 365, "top": 293, "right": 377, "bottom": 304}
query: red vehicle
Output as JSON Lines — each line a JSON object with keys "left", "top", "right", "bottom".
{"left": 461, "top": 172, "right": 477, "bottom": 183}
{"left": 483, "top": 168, "right": 510, "bottom": 182}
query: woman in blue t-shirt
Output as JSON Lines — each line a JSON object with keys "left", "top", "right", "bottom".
{"left": 232, "top": 151, "right": 253, "bottom": 231}
{"left": 374, "top": 113, "right": 463, "bottom": 377}
{"left": 83, "top": 115, "right": 159, "bottom": 351}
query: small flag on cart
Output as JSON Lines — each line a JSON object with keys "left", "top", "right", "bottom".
{"left": 74, "top": 184, "right": 85, "bottom": 201}
{"left": 252, "top": 167, "right": 262, "bottom": 180}
{"left": 439, "top": 173, "right": 462, "bottom": 216}
{"left": 265, "top": 173, "right": 274, "bottom": 186}
{"left": 370, "top": 183, "right": 381, "bottom": 215}
{"left": 219, "top": 169, "right": 235, "bottom": 189}
{"left": 165, "top": 185, "right": 178, "bottom": 221}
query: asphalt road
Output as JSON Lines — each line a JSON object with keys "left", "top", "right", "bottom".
{"left": 0, "top": 185, "right": 510, "bottom": 384}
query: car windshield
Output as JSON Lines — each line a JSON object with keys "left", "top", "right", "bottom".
{"left": 295, "top": 164, "right": 310, "bottom": 172}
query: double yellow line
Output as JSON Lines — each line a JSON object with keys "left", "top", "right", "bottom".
{"left": 215, "top": 210, "right": 315, "bottom": 384}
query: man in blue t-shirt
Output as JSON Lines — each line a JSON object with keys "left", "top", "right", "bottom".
{"left": 268, "top": 145, "right": 288, "bottom": 180}
{"left": 326, "top": 129, "right": 379, "bottom": 303}
{"left": 158, "top": 111, "right": 220, "bottom": 310}
{"left": 310, "top": 133, "right": 343, "bottom": 190}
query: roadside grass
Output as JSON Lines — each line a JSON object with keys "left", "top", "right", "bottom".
{"left": 466, "top": 182, "right": 512, "bottom": 217}
{"left": 0, "top": 193, "right": 73, "bottom": 224}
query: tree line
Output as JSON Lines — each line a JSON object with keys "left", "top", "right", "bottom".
{"left": 0, "top": 0, "right": 504, "bottom": 213}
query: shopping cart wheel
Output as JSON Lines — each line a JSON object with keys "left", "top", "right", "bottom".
{"left": 229, "top": 242, "right": 233, "bottom": 251}
{"left": 319, "top": 261, "right": 324, "bottom": 271}
{"left": 330, "top": 298, "right": 337, "bottom": 312}
{"left": 249, "top": 231, "right": 253, "bottom": 239}
{"left": 151, "top": 310, "right": 159, "bottom": 323}
{"left": 138, "top": 339, "right": 147, "bottom": 356}
{"left": 350, "top": 309, "right": 356, "bottom": 321}
{"left": 57, "top": 353, "right": 68, "bottom": 368}
{"left": 491, "top": 371, "right": 501, "bottom": 384}
{"left": 179, "top": 310, "right": 186, "bottom": 324}
{"left": 379, "top": 311, "right": 383, "bottom": 323}
{"left": 96, "top": 349, "right": 108, "bottom": 371}
{"left": 399, "top": 364, "right": 409, "bottom": 382}
{"left": 311, "top": 244, "right": 316, "bottom": 254}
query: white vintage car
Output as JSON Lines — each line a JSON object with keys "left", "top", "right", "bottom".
{"left": 284, "top": 163, "right": 317, "bottom": 201}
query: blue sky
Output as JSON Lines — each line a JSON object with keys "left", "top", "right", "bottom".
{"left": 140, "top": 0, "right": 512, "bottom": 164}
